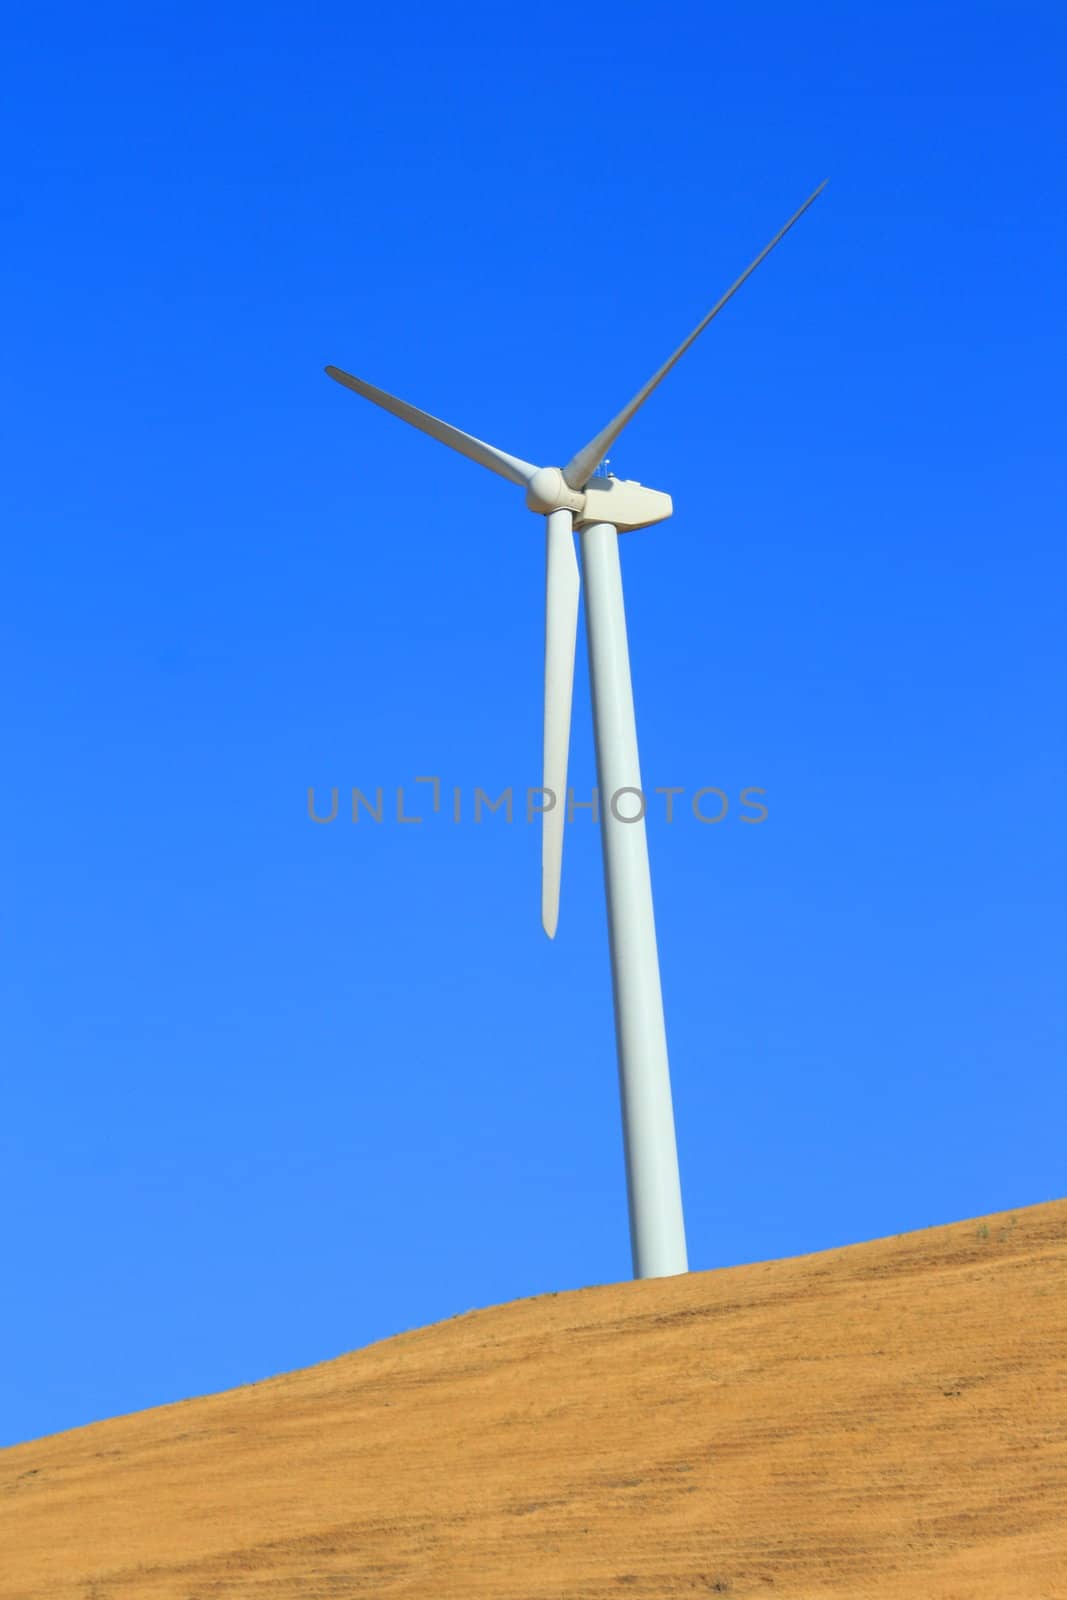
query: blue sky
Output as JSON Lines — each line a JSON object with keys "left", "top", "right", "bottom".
{"left": 2, "top": 1, "right": 1064, "bottom": 1447}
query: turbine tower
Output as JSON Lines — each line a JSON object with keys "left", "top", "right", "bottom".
{"left": 327, "top": 182, "right": 826, "bottom": 1280}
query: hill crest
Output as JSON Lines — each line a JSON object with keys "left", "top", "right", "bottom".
{"left": 3, "top": 1200, "right": 1064, "bottom": 1598}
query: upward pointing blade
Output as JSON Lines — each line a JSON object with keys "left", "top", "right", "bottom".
{"left": 325, "top": 366, "right": 539, "bottom": 488}
{"left": 542, "top": 509, "right": 580, "bottom": 939}
{"left": 562, "top": 180, "right": 828, "bottom": 491}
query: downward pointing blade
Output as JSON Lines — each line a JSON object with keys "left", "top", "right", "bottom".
{"left": 325, "top": 366, "right": 539, "bottom": 488}
{"left": 562, "top": 179, "right": 828, "bottom": 490}
{"left": 542, "top": 509, "right": 580, "bottom": 939}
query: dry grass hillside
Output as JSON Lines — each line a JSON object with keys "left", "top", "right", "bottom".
{"left": 3, "top": 1201, "right": 1065, "bottom": 1598}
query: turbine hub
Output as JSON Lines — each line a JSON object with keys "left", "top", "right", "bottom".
{"left": 525, "top": 466, "right": 585, "bottom": 517}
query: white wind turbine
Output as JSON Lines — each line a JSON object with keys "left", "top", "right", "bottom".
{"left": 327, "top": 182, "right": 826, "bottom": 1280}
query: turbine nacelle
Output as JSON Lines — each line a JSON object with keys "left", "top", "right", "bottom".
{"left": 525, "top": 464, "right": 672, "bottom": 533}
{"left": 577, "top": 475, "right": 672, "bottom": 533}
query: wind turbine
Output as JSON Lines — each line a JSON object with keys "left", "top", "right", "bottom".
{"left": 326, "top": 181, "right": 826, "bottom": 1281}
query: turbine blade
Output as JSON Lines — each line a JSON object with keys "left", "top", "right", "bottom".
{"left": 562, "top": 180, "right": 828, "bottom": 490}
{"left": 542, "top": 509, "right": 580, "bottom": 939}
{"left": 325, "top": 365, "right": 539, "bottom": 488}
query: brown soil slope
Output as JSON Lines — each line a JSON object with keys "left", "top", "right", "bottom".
{"left": 3, "top": 1201, "right": 1065, "bottom": 1599}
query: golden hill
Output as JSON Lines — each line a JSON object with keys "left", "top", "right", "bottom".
{"left": 3, "top": 1200, "right": 1064, "bottom": 1598}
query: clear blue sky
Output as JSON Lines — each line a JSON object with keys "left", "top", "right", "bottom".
{"left": 2, "top": 1, "right": 1064, "bottom": 1447}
